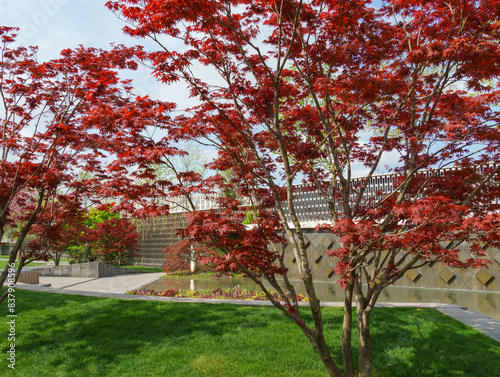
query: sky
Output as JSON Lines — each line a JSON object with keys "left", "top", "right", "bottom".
{"left": 3, "top": 0, "right": 125, "bottom": 58}
{"left": 2, "top": 0, "right": 190, "bottom": 104}
{"left": 2, "top": 0, "right": 220, "bottom": 166}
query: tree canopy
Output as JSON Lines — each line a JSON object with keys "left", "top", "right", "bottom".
{"left": 106, "top": 1, "right": 500, "bottom": 376}
{"left": 2, "top": 1, "right": 500, "bottom": 376}
{"left": 0, "top": 26, "right": 171, "bottom": 294}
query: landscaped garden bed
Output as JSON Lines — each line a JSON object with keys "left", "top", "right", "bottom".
{"left": 162, "top": 271, "right": 253, "bottom": 280}
{"left": 127, "top": 286, "right": 308, "bottom": 301}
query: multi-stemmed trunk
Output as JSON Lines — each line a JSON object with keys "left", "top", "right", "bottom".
{"left": 314, "top": 282, "right": 374, "bottom": 377}
{"left": 308, "top": 330, "right": 344, "bottom": 377}
{"left": 353, "top": 279, "right": 379, "bottom": 377}
{"left": 356, "top": 306, "right": 373, "bottom": 377}
{"left": 342, "top": 283, "right": 355, "bottom": 377}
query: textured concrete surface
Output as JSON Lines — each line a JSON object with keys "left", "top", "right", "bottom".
{"left": 34, "top": 272, "right": 165, "bottom": 293}
{"left": 436, "top": 307, "right": 500, "bottom": 343}
{"left": 31, "top": 262, "right": 146, "bottom": 278}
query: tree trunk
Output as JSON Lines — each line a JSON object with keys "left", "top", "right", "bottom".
{"left": 14, "top": 258, "right": 26, "bottom": 284}
{"left": 320, "top": 347, "right": 344, "bottom": 377}
{"left": 304, "top": 329, "right": 343, "bottom": 377}
{"left": 342, "top": 283, "right": 355, "bottom": 377}
{"left": 0, "top": 191, "right": 44, "bottom": 291}
{"left": 356, "top": 301, "right": 372, "bottom": 377}
{"left": 0, "top": 242, "right": 22, "bottom": 304}
{"left": 0, "top": 253, "right": 20, "bottom": 304}
{"left": 0, "top": 240, "right": 23, "bottom": 290}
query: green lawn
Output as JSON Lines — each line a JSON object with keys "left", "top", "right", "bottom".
{"left": 0, "top": 260, "right": 45, "bottom": 269}
{"left": 0, "top": 290, "right": 499, "bottom": 377}
{"left": 0, "top": 257, "right": 162, "bottom": 272}
{"left": 121, "top": 265, "right": 165, "bottom": 273}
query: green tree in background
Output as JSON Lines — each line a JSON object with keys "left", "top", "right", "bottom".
{"left": 67, "top": 207, "right": 139, "bottom": 266}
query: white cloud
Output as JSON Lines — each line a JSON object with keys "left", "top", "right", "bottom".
{"left": 4, "top": 1, "right": 121, "bottom": 58}
{"left": 2, "top": 1, "right": 198, "bottom": 107}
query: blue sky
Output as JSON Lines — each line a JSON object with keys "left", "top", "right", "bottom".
{"left": 3, "top": 1, "right": 128, "bottom": 59}
{"left": 2, "top": 0, "right": 189, "bottom": 103}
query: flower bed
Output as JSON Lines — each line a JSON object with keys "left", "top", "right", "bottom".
{"left": 127, "top": 286, "right": 308, "bottom": 302}
{"left": 161, "top": 271, "right": 258, "bottom": 280}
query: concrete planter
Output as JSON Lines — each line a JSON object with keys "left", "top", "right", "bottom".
{"left": 36, "top": 262, "right": 144, "bottom": 278}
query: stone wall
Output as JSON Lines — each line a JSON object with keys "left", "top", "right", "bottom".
{"left": 129, "top": 213, "right": 187, "bottom": 267}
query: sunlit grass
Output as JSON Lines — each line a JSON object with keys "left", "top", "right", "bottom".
{"left": 0, "top": 260, "right": 45, "bottom": 269}
{"left": 121, "top": 265, "right": 165, "bottom": 273}
{"left": 0, "top": 290, "right": 498, "bottom": 377}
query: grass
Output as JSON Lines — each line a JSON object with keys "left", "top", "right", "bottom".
{"left": 0, "top": 256, "right": 161, "bottom": 272}
{"left": 0, "top": 255, "right": 69, "bottom": 261}
{"left": 0, "top": 290, "right": 499, "bottom": 377}
{"left": 121, "top": 265, "right": 165, "bottom": 273}
{"left": 0, "top": 260, "right": 45, "bottom": 269}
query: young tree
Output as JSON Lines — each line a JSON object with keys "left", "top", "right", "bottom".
{"left": 22, "top": 191, "right": 87, "bottom": 267}
{"left": 85, "top": 215, "right": 140, "bottom": 266}
{"left": 0, "top": 26, "right": 172, "bottom": 296}
{"left": 162, "top": 239, "right": 217, "bottom": 272}
{"left": 107, "top": 1, "right": 500, "bottom": 376}
{"left": 28, "top": 205, "right": 140, "bottom": 266}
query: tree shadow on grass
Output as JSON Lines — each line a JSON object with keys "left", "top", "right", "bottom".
{"left": 4, "top": 291, "right": 496, "bottom": 376}
{"left": 0, "top": 290, "right": 331, "bottom": 377}
{"left": 369, "top": 308, "right": 500, "bottom": 377}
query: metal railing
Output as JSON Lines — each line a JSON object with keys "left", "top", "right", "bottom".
{"left": 158, "top": 164, "right": 499, "bottom": 222}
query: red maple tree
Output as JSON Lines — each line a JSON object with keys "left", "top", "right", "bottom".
{"left": 26, "top": 204, "right": 140, "bottom": 267}
{"left": 84, "top": 216, "right": 140, "bottom": 265}
{"left": 0, "top": 26, "right": 172, "bottom": 297}
{"left": 107, "top": 1, "right": 500, "bottom": 376}
{"left": 20, "top": 193, "right": 88, "bottom": 267}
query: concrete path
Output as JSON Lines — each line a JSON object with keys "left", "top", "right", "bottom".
{"left": 436, "top": 306, "right": 500, "bottom": 343}
{"left": 14, "top": 274, "right": 500, "bottom": 344}
{"left": 36, "top": 272, "right": 165, "bottom": 293}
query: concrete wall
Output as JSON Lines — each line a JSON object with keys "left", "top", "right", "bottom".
{"left": 37, "top": 262, "right": 144, "bottom": 278}
{"left": 133, "top": 215, "right": 500, "bottom": 292}
{"left": 282, "top": 229, "right": 500, "bottom": 292}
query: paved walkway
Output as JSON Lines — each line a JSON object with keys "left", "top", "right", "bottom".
{"left": 34, "top": 273, "right": 166, "bottom": 293}
{"left": 14, "top": 273, "right": 500, "bottom": 344}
